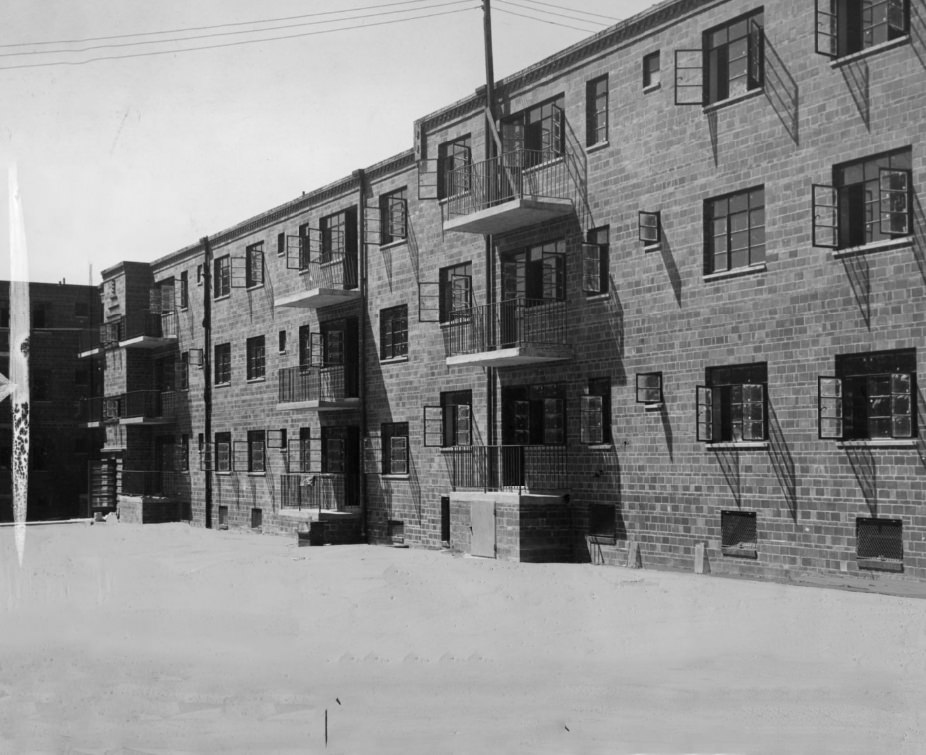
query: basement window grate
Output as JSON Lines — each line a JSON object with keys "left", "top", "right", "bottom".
{"left": 721, "top": 510, "right": 757, "bottom": 559}
{"left": 857, "top": 518, "right": 903, "bottom": 572}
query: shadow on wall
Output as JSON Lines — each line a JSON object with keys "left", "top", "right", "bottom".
{"left": 658, "top": 231, "right": 682, "bottom": 306}
{"left": 839, "top": 58, "right": 870, "bottom": 130}
{"left": 763, "top": 31, "right": 799, "bottom": 144}
{"left": 911, "top": 1, "right": 926, "bottom": 70}
{"left": 844, "top": 444, "right": 877, "bottom": 517}
{"left": 912, "top": 193, "right": 925, "bottom": 284}
{"left": 713, "top": 447, "right": 741, "bottom": 507}
{"left": 605, "top": 277, "right": 627, "bottom": 386}
{"left": 767, "top": 398, "right": 797, "bottom": 521}
{"left": 659, "top": 402, "right": 674, "bottom": 461}
{"left": 915, "top": 386, "right": 926, "bottom": 471}
{"left": 840, "top": 252, "right": 871, "bottom": 329}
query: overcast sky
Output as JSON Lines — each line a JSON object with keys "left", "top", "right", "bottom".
{"left": 0, "top": 0, "right": 657, "bottom": 285}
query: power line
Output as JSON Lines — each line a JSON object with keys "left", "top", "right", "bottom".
{"left": 496, "top": 0, "right": 608, "bottom": 27}
{"left": 0, "top": 0, "right": 453, "bottom": 48}
{"left": 519, "top": 0, "right": 621, "bottom": 22}
{"left": 0, "top": 7, "right": 479, "bottom": 71}
{"left": 494, "top": 6, "right": 602, "bottom": 34}
{"left": 0, "top": 0, "right": 474, "bottom": 59}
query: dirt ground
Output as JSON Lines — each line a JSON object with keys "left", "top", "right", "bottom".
{"left": 1, "top": 521, "right": 924, "bottom": 754}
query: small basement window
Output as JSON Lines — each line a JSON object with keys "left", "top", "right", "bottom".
{"left": 588, "top": 503, "right": 617, "bottom": 544}
{"left": 856, "top": 517, "right": 903, "bottom": 571}
{"left": 251, "top": 508, "right": 263, "bottom": 530}
{"left": 388, "top": 519, "right": 405, "bottom": 545}
{"left": 721, "top": 510, "right": 757, "bottom": 559}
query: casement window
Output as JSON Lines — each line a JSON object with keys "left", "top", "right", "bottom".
{"left": 196, "top": 264, "right": 204, "bottom": 286}
{"left": 816, "top": 0, "right": 909, "bottom": 58}
{"left": 298, "top": 427, "right": 313, "bottom": 473}
{"left": 379, "top": 188, "right": 408, "bottom": 245}
{"left": 704, "top": 187, "right": 765, "bottom": 274}
{"left": 246, "top": 336, "right": 265, "bottom": 381}
{"left": 380, "top": 305, "right": 408, "bottom": 360}
{"left": 214, "top": 343, "right": 231, "bottom": 385}
{"left": 585, "top": 75, "right": 608, "bottom": 146}
{"left": 277, "top": 232, "right": 285, "bottom": 256}
{"left": 582, "top": 227, "right": 609, "bottom": 295}
{"left": 214, "top": 255, "right": 230, "bottom": 298}
{"left": 643, "top": 51, "right": 661, "bottom": 89}
{"left": 177, "top": 352, "right": 189, "bottom": 391}
{"left": 812, "top": 147, "right": 912, "bottom": 250}
{"left": 636, "top": 372, "right": 664, "bottom": 405}
{"left": 438, "top": 262, "right": 473, "bottom": 322}
{"left": 437, "top": 135, "right": 472, "bottom": 199}
{"left": 247, "top": 430, "right": 266, "bottom": 473}
{"left": 580, "top": 377, "right": 611, "bottom": 445}
{"left": 818, "top": 349, "right": 916, "bottom": 440}
{"left": 423, "top": 390, "right": 473, "bottom": 447}
{"left": 856, "top": 517, "right": 903, "bottom": 571}
{"left": 502, "top": 383, "right": 566, "bottom": 446}
{"left": 721, "top": 510, "right": 757, "bottom": 559}
{"left": 278, "top": 330, "right": 286, "bottom": 354}
{"left": 320, "top": 208, "right": 357, "bottom": 263}
{"left": 321, "top": 426, "right": 348, "bottom": 474}
{"left": 675, "top": 10, "right": 764, "bottom": 106}
{"left": 638, "top": 212, "right": 661, "bottom": 246}
{"left": 215, "top": 432, "right": 231, "bottom": 473}
{"left": 697, "top": 363, "right": 767, "bottom": 443}
{"left": 179, "top": 271, "right": 189, "bottom": 309}
{"left": 245, "top": 242, "right": 264, "bottom": 288}
{"left": 501, "top": 95, "right": 565, "bottom": 163}
{"left": 381, "top": 422, "right": 409, "bottom": 475}
{"left": 299, "top": 323, "right": 346, "bottom": 368}
{"left": 502, "top": 239, "right": 566, "bottom": 303}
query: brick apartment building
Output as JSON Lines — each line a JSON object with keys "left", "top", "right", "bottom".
{"left": 90, "top": 0, "right": 926, "bottom": 590}
{"left": 0, "top": 281, "right": 103, "bottom": 521}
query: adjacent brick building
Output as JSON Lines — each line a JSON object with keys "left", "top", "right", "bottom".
{"left": 93, "top": 0, "right": 926, "bottom": 592}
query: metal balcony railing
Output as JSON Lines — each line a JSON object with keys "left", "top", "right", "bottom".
{"left": 445, "top": 298, "right": 568, "bottom": 357}
{"left": 123, "top": 390, "right": 177, "bottom": 420}
{"left": 101, "top": 311, "right": 178, "bottom": 346}
{"left": 278, "top": 365, "right": 350, "bottom": 404}
{"left": 443, "top": 444, "right": 567, "bottom": 494}
{"left": 120, "top": 469, "right": 185, "bottom": 497}
{"left": 444, "top": 148, "right": 572, "bottom": 221}
{"left": 297, "top": 251, "right": 358, "bottom": 291}
{"left": 278, "top": 472, "right": 357, "bottom": 510}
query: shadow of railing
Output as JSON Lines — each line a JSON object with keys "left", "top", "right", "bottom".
{"left": 916, "top": 386, "right": 926, "bottom": 471}
{"left": 707, "top": 109, "right": 719, "bottom": 165}
{"left": 912, "top": 0, "right": 926, "bottom": 70}
{"left": 844, "top": 444, "right": 877, "bottom": 516}
{"left": 606, "top": 279, "right": 627, "bottom": 386}
{"left": 659, "top": 232, "right": 682, "bottom": 306}
{"left": 767, "top": 400, "right": 797, "bottom": 521}
{"left": 763, "top": 33, "right": 799, "bottom": 143}
{"left": 839, "top": 58, "right": 870, "bottom": 129}
{"left": 713, "top": 447, "right": 740, "bottom": 506}
{"left": 841, "top": 253, "right": 871, "bottom": 328}
{"left": 659, "top": 402, "right": 674, "bottom": 461}
{"left": 912, "top": 193, "right": 925, "bottom": 284}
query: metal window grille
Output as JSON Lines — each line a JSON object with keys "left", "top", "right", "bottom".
{"left": 857, "top": 518, "right": 903, "bottom": 567}
{"left": 721, "top": 510, "right": 757, "bottom": 558}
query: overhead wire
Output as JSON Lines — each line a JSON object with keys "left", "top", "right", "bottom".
{"left": 496, "top": 0, "right": 608, "bottom": 28}
{"left": 518, "top": 0, "right": 621, "bottom": 22}
{"left": 0, "top": 6, "right": 479, "bottom": 71}
{"left": 493, "top": 5, "right": 603, "bottom": 34}
{"left": 0, "top": 0, "right": 475, "bottom": 58}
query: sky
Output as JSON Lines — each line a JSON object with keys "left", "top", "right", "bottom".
{"left": 0, "top": 0, "right": 657, "bottom": 285}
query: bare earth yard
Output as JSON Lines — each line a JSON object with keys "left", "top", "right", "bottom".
{"left": 1, "top": 522, "right": 925, "bottom": 754}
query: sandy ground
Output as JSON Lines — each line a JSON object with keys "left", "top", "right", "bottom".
{"left": 0, "top": 522, "right": 924, "bottom": 754}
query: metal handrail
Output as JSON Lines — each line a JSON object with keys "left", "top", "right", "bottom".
{"left": 445, "top": 297, "right": 567, "bottom": 356}
{"left": 278, "top": 472, "right": 356, "bottom": 511}
{"left": 443, "top": 444, "right": 567, "bottom": 493}
{"left": 298, "top": 251, "right": 358, "bottom": 290}
{"left": 278, "top": 365, "right": 349, "bottom": 403}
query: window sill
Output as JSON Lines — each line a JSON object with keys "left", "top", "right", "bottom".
{"left": 380, "top": 356, "right": 408, "bottom": 365}
{"left": 829, "top": 36, "right": 910, "bottom": 68}
{"left": 642, "top": 402, "right": 663, "bottom": 412}
{"left": 707, "top": 441, "right": 768, "bottom": 450}
{"left": 247, "top": 472, "right": 266, "bottom": 477}
{"left": 586, "top": 141, "right": 609, "bottom": 154}
{"left": 832, "top": 236, "right": 913, "bottom": 259}
{"left": 703, "top": 263, "right": 767, "bottom": 282}
{"left": 585, "top": 443, "right": 613, "bottom": 451}
{"left": 381, "top": 239, "right": 408, "bottom": 251}
{"left": 382, "top": 474, "right": 410, "bottom": 481}
{"left": 246, "top": 377, "right": 266, "bottom": 384}
{"left": 584, "top": 292, "right": 609, "bottom": 301}
{"left": 214, "top": 294, "right": 230, "bottom": 302}
{"left": 642, "top": 82, "right": 661, "bottom": 94}
{"left": 857, "top": 558, "right": 903, "bottom": 573}
{"left": 836, "top": 439, "right": 917, "bottom": 449}
{"left": 246, "top": 284, "right": 264, "bottom": 292}
{"left": 643, "top": 242, "right": 662, "bottom": 253}
{"left": 214, "top": 382, "right": 231, "bottom": 389}
{"left": 702, "top": 87, "right": 763, "bottom": 114}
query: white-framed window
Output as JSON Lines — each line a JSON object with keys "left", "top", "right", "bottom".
{"left": 815, "top": 0, "right": 909, "bottom": 58}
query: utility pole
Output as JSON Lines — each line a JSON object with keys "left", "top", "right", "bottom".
{"left": 483, "top": 0, "right": 496, "bottom": 158}
{"left": 482, "top": 0, "right": 497, "bottom": 448}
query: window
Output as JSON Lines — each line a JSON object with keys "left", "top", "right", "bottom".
{"left": 438, "top": 262, "right": 473, "bottom": 322}
{"left": 179, "top": 271, "right": 189, "bottom": 309}
{"left": 502, "top": 239, "right": 565, "bottom": 302}
{"left": 215, "top": 432, "right": 231, "bottom": 473}
{"left": 382, "top": 422, "right": 409, "bottom": 475}
{"left": 246, "top": 243, "right": 264, "bottom": 288}
{"left": 697, "top": 363, "right": 767, "bottom": 443}
{"left": 581, "top": 377, "right": 611, "bottom": 444}
{"left": 704, "top": 187, "right": 765, "bottom": 274}
{"left": 251, "top": 508, "right": 262, "bottom": 529}
{"left": 813, "top": 147, "right": 912, "bottom": 250}
{"left": 178, "top": 434, "right": 190, "bottom": 472}
{"left": 177, "top": 352, "right": 189, "bottom": 391}
{"left": 585, "top": 75, "right": 608, "bottom": 146}
{"left": 320, "top": 208, "right": 352, "bottom": 262}
{"left": 424, "top": 390, "right": 473, "bottom": 447}
{"left": 816, "top": 0, "right": 909, "bottom": 58}
{"left": 321, "top": 427, "right": 348, "bottom": 473}
{"left": 856, "top": 517, "right": 903, "bottom": 571}
{"left": 298, "top": 427, "right": 313, "bottom": 472}
{"left": 380, "top": 188, "right": 408, "bottom": 245}
{"left": 582, "top": 227, "right": 609, "bottom": 295}
{"left": 380, "top": 305, "right": 408, "bottom": 360}
{"left": 278, "top": 330, "right": 286, "bottom": 354}
{"left": 643, "top": 51, "right": 661, "bottom": 89}
{"left": 819, "top": 349, "right": 916, "bottom": 440}
{"left": 214, "top": 255, "right": 230, "bottom": 298}
{"left": 248, "top": 430, "right": 266, "bottom": 473}
{"left": 218, "top": 505, "right": 228, "bottom": 528}
{"left": 196, "top": 264, "right": 203, "bottom": 286}
{"left": 246, "top": 336, "right": 265, "bottom": 381}
{"left": 437, "top": 136, "right": 471, "bottom": 199}
{"left": 502, "top": 383, "right": 566, "bottom": 445}
{"left": 277, "top": 232, "right": 286, "bottom": 256}
{"left": 214, "top": 343, "right": 231, "bottom": 385}
{"left": 721, "top": 510, "right": 757, "bottom": 558}
{"left": 589, "top": 503, "right": 617, "bottom": 541}
{"left": 636, "top": 372, "right": 664, "bottom": 405}
{"left": 674, "top": 11, "right": 763, "bottom": 106}
{"left": 501, "top": 95, "right": 564, "bottom": 162}
{"left": 638, "top": 212, "right": 661, "bottom": 245}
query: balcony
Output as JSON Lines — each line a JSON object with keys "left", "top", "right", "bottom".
{"left": 102, "top": 390, "right": 177, "bottom": 425}
{"left": 443, "top": 445, "right": 567, "bottom": 494}
{"left": 444, "top": 298, "right": 572, "bottom": 367}
{"left": 104, "top": 311, "right": 178, "bottom": 349}
{"left": 443, "top": 149, "right": 576, "bottom": 235}
{"left": 276, "top": 252, "right": 360, "bottom": 309}
{"left": 277, "top": 365, "right": 359, "bottom": 411}
{"left": 120, "top": 469, "right": 186, "bottom": 498}
{"left": 278, "top": 472, "right": 358, "bottom": 511}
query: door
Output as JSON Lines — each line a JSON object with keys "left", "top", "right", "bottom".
{"left": 470, "top": 500, "right": 496, "bottom": 558}
{"left": 440, "top": 495, "right": 450, "bottom": 544}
